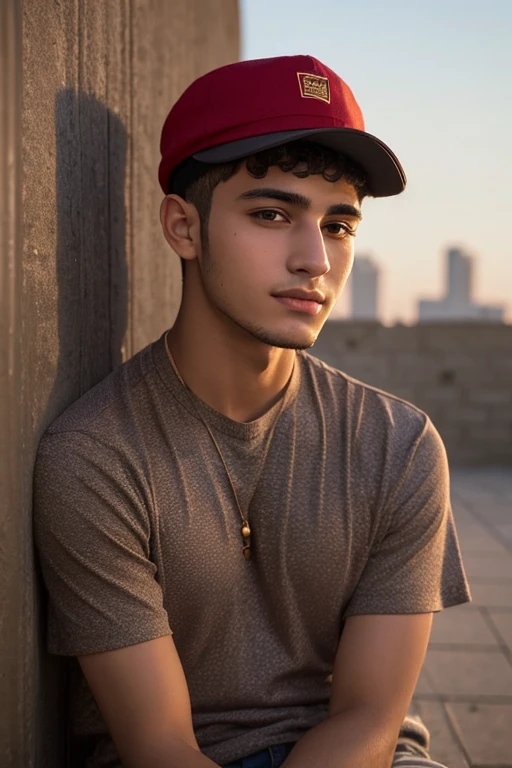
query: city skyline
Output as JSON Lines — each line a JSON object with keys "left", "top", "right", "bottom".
{"left": 418, "top": 247, "right": 504, "bottom": 323}
{"left": 331, "top": 243, "right": 505, "bottom": 325}
{"left": 241, "top": 0, "right": 511, "bottom": 325}
{"left": 349, "top": 255, "right": 380, "bottom": 321}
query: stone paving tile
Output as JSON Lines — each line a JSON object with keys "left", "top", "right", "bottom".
{"left": 472, "top": 504, "right": 512, "bottom": 526}
{"left": 488, "top": 610, "right": 512, "bottom": 651}
{"left": 422, "top": 649, "right": 512, "bottom": 696}
{"left": 461, "top": 552, "right": 512, "bottom": 581}
{"left": 452, "top": 505, "right": 482, "bottom": 525}
{"left": 495, "top": 523, "right": 512, "bottom": 546}
{"left": 425, "top": 471, "right": 512, "bottom": 764}
{"left": 470, "top": 582, "right": 512, "bottom": 609}
{"left": 451, "top": 499, "right": 478, "bottom": 513}
{"left": 451, "top": 487, "right": 497, "bottom": 506}
{"left": 414, "top": 668, "right": 435, "bottom": 695}
{"left": 451, "top": 485, "right": 511, "bottom": 518}
{"left": 412, "top": 700, "right": 469, "bottom": 768}
{"left": 475, "top": 474, "right": 512, "bottom": 500}
{"left": 429, "top": 605, "right": 498, "bottom": 646}
{"left": 457, "top": 526, "right": 509, "bottom": 554}
{"left": 447, "top": 702, "right": 512, "bottom": 766}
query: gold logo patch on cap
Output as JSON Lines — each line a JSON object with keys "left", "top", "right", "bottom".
{"left": 297, "top": 72, "right": 330, "bottom": 103}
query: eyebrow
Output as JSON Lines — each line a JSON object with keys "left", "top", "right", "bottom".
{"left": 237, "top": 187, "right": 362, "bottom": 220}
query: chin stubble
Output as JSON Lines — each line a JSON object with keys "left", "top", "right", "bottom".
{"left": 217, "top": 309, "right": 318, "bottom": 350}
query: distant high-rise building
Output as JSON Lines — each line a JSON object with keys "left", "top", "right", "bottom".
{"left": 447, "top": 247, "right": 472, "bottom": 308}
{"left": 350, "top": 255, "right": 380, "bottom": 320}
{"left": 418, "top": 246, "right": 505, "bottom": 322}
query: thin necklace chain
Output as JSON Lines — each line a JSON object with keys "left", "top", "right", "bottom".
{"left": 164, "top": 332, "right": 288, "bottom": 561}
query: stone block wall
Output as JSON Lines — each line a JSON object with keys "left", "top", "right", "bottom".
{"left": 311, "top": 322, "right": 512, "bottom": 466}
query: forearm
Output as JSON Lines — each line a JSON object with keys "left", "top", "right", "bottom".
{"left": 121, "top": 737, "right": 221, "bottom": 768}
{"left": 282, "top": 707, "right": 397, "bottom": 768}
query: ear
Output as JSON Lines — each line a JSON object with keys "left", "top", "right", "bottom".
{"left": 160, "top": 194, "right": 202, "bottom": 262}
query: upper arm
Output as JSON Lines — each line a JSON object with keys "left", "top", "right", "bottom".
{"left": 79, "top": 634, "right": 199, "bottom": 768}
{"left": 35, "top": 430, "right": 211, "bottom": 766}
{"left": 345, "top": 417, "right": 470, "bottom": 618}
{"left": 34, "top": 431, "right": 170, "bottom": 655}
{"left": 329, "top": 612, "right": 432, "bottom": 725}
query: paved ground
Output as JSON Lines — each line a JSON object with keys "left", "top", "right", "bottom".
{"left": 411, "top": 468, "right": 512, "bottom": 768}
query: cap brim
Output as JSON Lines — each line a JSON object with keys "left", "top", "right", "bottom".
{"left": 193, "top": 128, "right": 406, "bottom": 198}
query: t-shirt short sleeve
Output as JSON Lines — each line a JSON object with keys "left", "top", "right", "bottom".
{"left": 33, "top": 430, "right": 171, "bottom": 656}
{"left": 344, "top": 415, "right": 471, "bottom": 618}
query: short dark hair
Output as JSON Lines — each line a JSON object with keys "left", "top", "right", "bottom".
{"left": 179, "top": 141, "right": 369, "bottom": 276}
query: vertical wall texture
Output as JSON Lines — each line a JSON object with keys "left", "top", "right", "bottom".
{"left": 0, "top": 1, "right": 239, "bottom": 766}
{"left": 0, "top": 1, "right": 33, "bottom": 766}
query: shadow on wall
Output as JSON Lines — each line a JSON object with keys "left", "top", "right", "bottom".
{"left": 36, "top": 89, "right": 128, "bottom": 768}
{"left": 52, "top": 87, "right": 128, "bottom": 409}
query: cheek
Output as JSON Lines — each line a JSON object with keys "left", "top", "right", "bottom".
{"left": 324, "top": 245, "right": 354, "bottom": 304}
{"left": 327, "top": 241, "right": 355, "bottom": 278}
{"left": 209, "top": 219, "right": 284, "bottom": 281}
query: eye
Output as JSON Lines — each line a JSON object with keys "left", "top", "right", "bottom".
{"left": 251, "top": 209, "right": 287, "bottom": 222}
{"left": 324, "top": 221, "right": 356, "bottom": 238}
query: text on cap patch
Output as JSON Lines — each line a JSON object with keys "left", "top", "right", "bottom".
{"left": 297, "top": 72, "right": 330, "bottom": 103}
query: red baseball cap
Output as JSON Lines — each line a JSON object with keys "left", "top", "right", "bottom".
{"left": 158, "top": 55, "right": 406, "bottom": 198}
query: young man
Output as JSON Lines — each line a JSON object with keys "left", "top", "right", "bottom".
{"left": 34, "top": 56, "right": 470, "bottom": 768}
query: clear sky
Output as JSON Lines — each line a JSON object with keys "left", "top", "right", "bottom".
{"left": 240, "top": 0, "right": 511, "bottom": 324}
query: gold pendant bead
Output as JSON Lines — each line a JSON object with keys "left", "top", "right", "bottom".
{"left": 242, "top": 545, "right": 252, "bottom": 561}
{"left": 241, "top": 523, "right": 251, "bottom": 538}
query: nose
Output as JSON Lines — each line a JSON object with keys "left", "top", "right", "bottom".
{"left": 286, "top": 223, "right": 330, "bottom": 277}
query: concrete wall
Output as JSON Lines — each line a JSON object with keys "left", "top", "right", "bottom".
{"left": 0, "top": 1, "right": 239, "bottom": 766}
{"left": 312, "top": 322, "right": 512, "bottom": 466}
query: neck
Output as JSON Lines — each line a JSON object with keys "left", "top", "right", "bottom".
{"left": 167, "top": 290, "right": 296, "bottom": 423}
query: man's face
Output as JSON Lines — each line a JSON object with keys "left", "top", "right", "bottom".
{"left": 197, "top": 163, "right": 362, "bottom": 350}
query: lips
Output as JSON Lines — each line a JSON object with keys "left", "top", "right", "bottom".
{"left": 272, "top": 289, "right": 326, "bottom": 316}
{"left": 273, "top": 289, "right": 325, "bottom": 304}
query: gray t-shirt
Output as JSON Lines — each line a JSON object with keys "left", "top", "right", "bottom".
{"left": 34, "top": 333, "right": 470, "bottom": 766}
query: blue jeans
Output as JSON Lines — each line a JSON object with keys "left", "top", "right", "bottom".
{"left": 223, "top": 742, "right": 449, "bottom": 768}
{"left": 223, "top": 743, "right": 294, "bottom": 768}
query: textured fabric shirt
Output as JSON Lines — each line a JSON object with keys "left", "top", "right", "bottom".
{"left": 33, "top": 333, "right": 470, "bottom": 766}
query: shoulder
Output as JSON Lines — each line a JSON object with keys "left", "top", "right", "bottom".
{"left": 34, "top": 339, "right": 168, "bottom": 491}
{"left": 298, "top": 351, "right": 448, "bottom": 503}
{"left": 43, "top": 339, "right": 159, "bottom": 444}
{"left": 299, "top": 350, "right": 433, "bottom": 446}
{"left": 34, "top": 343, "right": 164, "bottom": 535}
